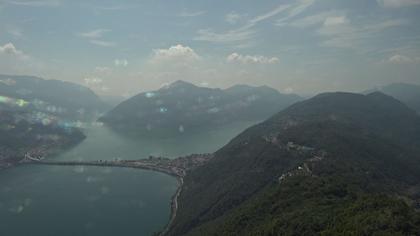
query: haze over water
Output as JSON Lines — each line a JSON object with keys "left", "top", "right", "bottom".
{"left": 0, "top": 122, "right": 254, "bottom": 236}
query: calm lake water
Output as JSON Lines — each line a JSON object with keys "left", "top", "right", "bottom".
{"left": 0, "top": 122, "right": 254, "bottom": 236}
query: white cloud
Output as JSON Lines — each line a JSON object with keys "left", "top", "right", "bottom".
{"left": 0, "top": 43, "right": 20, "bottom": 55}
{"left": 151, "top": 44, "right": 199, "bottom": 63}
{"left": 4, "top": 0, "right": 60, "bottom": 7}
{"left": 94, "top": 4, "right": 140, "bottom": 12}
{"left": 84, "top": 77, "right": 103, "bottom": 86}
{"left": 276, "top": 0, "right": 316, "bottom": 26}
{"left": 194, "top": 29, "right": 256, "bottom": 43}
{"left": 89, "top": 40, "right": 116, "bottom": 47}
{"left": 78, "top": 29, "right": 116, "bottom": 47}
{"left": 195, "top": 3, "right": 294, "bottom": 44}
{"left": 317, "top": 18, "right": 408, "bottom": 48}
{"left": 195, "top": 0, "right": 316, "bottom": 44}
{"left": 227, "top": 53, "right": 279, "bottom": 64}
{"left": 287, "top": 11, "right": 341, "bottom": 28}
{"left": 369, "top": 19, "right": 408, "bottom": 31}
{"left": 387, "top": 54, "right": 419, "bottom": 64}
{"left": 225, "top": 12, "right": 243, "bottom": 25}
{"left": 323, "top": 16, "right": 348, "bottom": 26}
{"left": 139, "top": 46, "right": 208, "bottom": 89}
{"left": 84, "top": 77, "right": 108, "bottom": 93}
{"left": 0, "top": 42, "right": 49, "bottom": 76}
{"left": 178, "top": 10, "right": 206, "bottom": 17}
{"left": 94, "top": 66, "right": 112, "bottom": 75}
{"left": 0, "top": 42, "right": 28, "bottom": 59}
{"left": 284, "top": 87, "right": 294, "bottom": 94}
{"left": 377, "top": 0, "right": 420, "bottom": 8}
{"left": 248, "top": 4, "right": 290, "bottom": 27}
{"left": 78, "top": 29, "right": 110, "bottom": 39}
{"left": 114, "top": 59, "right": 128, "bottom": 67}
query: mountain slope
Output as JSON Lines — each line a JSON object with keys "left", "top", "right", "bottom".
{"left": 99, "top": 81, "right": 301, "bottom": 136}
{"left": 167, "top": 92, "right": 420, "bottom": 235}
{"left": 0, "top": 109, "right": 85, "bottom": 169}
{"left": 0, "top": 74, "right": 108, "bottom": 121}
{"left": 365, "top": 83, "right": 420, "bottom": 113}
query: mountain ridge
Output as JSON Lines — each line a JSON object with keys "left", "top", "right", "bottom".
{"left": 99, "top": 80, "right": 302, "bottom": 137}
{"left": 364, "top": 82, "right": 420, "bottom": 113}
{"left": 0, "top": 74, "right": 109, "bottom": 121}
{"left": 167, "top": 91, "right": 420, "bottom": 235}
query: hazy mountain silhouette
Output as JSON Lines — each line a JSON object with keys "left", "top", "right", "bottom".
{"left": 365, "top": 83, "right": 420, "bottom": 113}
{"left": 0, "top": 74, "right": 108, "bottom": 121}
{"left": 0, "top": 109, "right": 85, "bottom": 169}
{"left": 99, "top": 81, "right": 301, "bottom": 136}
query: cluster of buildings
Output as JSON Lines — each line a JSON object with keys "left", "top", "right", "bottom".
{"left": 277, "top": 143, "right": 328, "bottom": 183}
{"left": 140, "top": 154, "right": 214, "bottom": 177}
{"left": 23, "top": 147, "right": 47, "bottom": 162}
{"left": 286, "top": 142, "right": 315, "bottom": 153}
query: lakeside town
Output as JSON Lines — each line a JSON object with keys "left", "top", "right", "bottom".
{"left": 0, "top": 141, "right": 71, "bottom": 171}
{"left": 21, "top": 153, "right": 213, "bottom": 178}
{"left": 0, "top": 145, "right": 52, "bottom": 170}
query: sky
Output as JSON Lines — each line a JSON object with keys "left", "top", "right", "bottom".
{"left": 0, "top": 0, "right": 420, "bottom": 97}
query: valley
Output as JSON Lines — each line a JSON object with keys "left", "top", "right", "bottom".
{"left": 1, "top": 76, "right": 420, "bottom": 236}
{"left": 3, "top": 1, "right": 420, "bottom": 235}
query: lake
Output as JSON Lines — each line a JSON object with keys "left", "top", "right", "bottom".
{"left": 0, "top": 122, "right": 254, "bottom": 236}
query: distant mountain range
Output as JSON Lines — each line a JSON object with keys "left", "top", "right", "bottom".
{"left": 99, "top": 81, "right": 302, "bottom": 136}
{"left": 365, "top": 83, "right": 420, "bottom": 113}
{"left": 0, "top": 74, "right": 109, "bottom": 121}
{"left": 100, "top": 95, "right": 127, "bottom": 107}
{"left": 2, "top": 74, "right": 420, "bottom": 233}
{"left": 0, "top": 109, "right": 85, "bottom": 169}
{"left": 0, "top": 74, "right": 106, "bottom": 169}
{"left": 167, "top": 91, "right": 420, "bottom": 235}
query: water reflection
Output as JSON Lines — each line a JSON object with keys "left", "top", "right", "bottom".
{"left": 0, "top": 122, "right": 253, "bottom": 236}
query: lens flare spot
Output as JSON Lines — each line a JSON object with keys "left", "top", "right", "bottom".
{"left": 16, "top": 99, "right": 29, "bottom": 107}
{"left": 145, "top": 92, "right": 155, "bottom": 98}
{"left": 0, "top": 95, "right": 28, "bottom": 107}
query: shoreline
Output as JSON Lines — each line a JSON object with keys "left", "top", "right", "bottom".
{"left": 19, "top": 158, "right": 192, "bottom": 236}
{"left": 160, "top": 176, "right": 184, "bottom": 236}
{"left": 12, "top": 153, "right": 215, "bottom": 236}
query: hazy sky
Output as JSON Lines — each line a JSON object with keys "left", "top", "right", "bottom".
{"left": 1, "top": 0, "right": 420, "bottom": 96}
